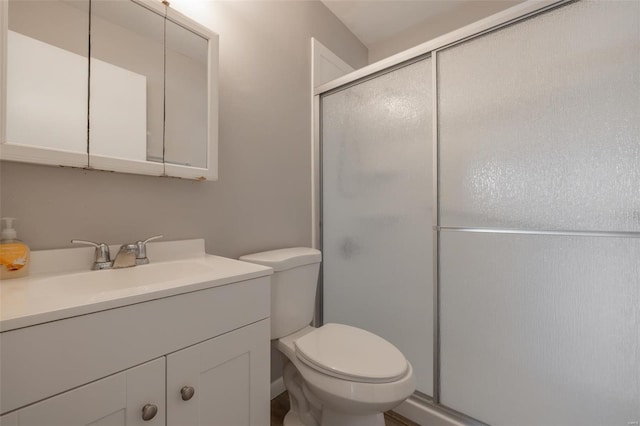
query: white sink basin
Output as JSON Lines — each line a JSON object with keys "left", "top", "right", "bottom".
{"left": 33, "top": 261, "right": 215, "bottom": 299}
{"left": 3, "top": 261, "right": 220, "bottom": 323}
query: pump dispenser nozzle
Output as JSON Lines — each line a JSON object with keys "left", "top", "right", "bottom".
{"left": 0, "top": 217, "right": 29, "bottom": 279}
{"left": 1, "top": 217, "right": 18, "bottom": 240}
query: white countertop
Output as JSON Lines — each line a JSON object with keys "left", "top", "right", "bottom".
{"left": 0, "top": 239, "right": 272, "bottom": 332}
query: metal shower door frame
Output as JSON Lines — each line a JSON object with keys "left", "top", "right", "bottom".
{"left": 312, "top": 0, "right": 590, "bottom": 422}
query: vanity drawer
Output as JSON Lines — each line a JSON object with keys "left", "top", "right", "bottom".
{"left": 0, "top": 276, "right": 270, "bottom": 414}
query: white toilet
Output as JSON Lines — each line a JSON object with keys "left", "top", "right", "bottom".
{"left": 239, "top": 247, "right": 415, "bottom": 426}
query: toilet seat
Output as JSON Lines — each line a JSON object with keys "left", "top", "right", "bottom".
{"left": 294, "top": 323, "right": 408, "bottom": 384}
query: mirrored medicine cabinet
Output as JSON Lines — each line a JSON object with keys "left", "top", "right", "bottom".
{"left": 0, "top": 0, "right": 218, "bottom": 180}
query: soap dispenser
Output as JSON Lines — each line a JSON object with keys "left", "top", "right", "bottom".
{"left": 0, "top": 217, "right": 30, "bottom": 279}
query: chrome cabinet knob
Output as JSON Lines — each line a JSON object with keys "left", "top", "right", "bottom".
{"left": 141, "top": 404, "right": 158, "bottom": 421}
{"left": 181, "top": 385, "right": 195, "bottom": 401}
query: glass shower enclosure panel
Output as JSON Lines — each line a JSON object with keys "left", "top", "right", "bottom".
{"left": 438, "top": 0, "right": 640, "bottom": 232}
{"left": 440, "top": 232, "right": 640, "bottom": 425}
{"left": 437, "top": 1, "right": 640, "bottom": 424}
{"left": 321, "top": 58, "right": 433, "bottom": 395}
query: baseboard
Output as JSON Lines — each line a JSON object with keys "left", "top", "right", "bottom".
{"left": 394, "top": 395, "right": 467, "bottom": 426}
{"left": 271, "top": 376, "right": 286, "bottom": 400}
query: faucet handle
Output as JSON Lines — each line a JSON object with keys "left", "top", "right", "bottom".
{"left": 71, "top": 239, "right": 112, "bottom": 270}
{"left": 140, "top": 235, "right": 163, "bottom": 245}
{"left": 135, "top": 235, "right": 163, "bottom": 265}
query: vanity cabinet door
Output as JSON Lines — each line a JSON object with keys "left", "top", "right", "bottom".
{"left": 6, "top": 358, "right": 165, "bottom": 426}
{"left": 166, "top": 319, "right": 270, "bottom": 426}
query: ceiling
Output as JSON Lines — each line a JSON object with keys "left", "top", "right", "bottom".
{"left": 320, "top": 0, "right": 519, "bottom": 48}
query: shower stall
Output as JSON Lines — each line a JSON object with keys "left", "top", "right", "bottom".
{"left": 317, "top": 1, "right": 639, "bottom": 425}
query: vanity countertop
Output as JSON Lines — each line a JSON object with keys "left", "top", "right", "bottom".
{"left": 0, "top": 239, "right": 272, "bottom": 332}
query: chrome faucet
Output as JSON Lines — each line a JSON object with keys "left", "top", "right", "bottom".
{"left": 112, "top": 243, "right": 138, "bottom": 269}
{"left": 72, "top": 235, "right": 163, "bottom": 270}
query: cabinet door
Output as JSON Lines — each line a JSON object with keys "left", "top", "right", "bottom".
{"left": 6, "top": 358, "right": 165, "bottom": 426}
{"left": 166, "top": 319, "right": 270, "bottom": 426}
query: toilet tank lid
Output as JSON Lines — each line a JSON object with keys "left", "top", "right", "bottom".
{"left": 239, "top": 247, "right": 321, "bottom": 272}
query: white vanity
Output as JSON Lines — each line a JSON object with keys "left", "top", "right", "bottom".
{"left": 0, "top": 239, "right": 272, "bottom": 426}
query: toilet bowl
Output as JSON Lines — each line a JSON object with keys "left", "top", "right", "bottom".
{"left": 278, "top": 325, "right": 415, "bottom": 426}
{"left": 239, "top": 248, "right": 415, "bottom": 426}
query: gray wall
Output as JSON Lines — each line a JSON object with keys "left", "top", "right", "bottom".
{"left": 0, "top": 1, "right": 368, "bottom": 257}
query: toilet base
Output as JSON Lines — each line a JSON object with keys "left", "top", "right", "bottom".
{"left": 320, "top": 409, "right": 385, "bottom": 426}
{"left": 283, "top": 411, "right": 302, "bottom": 426}
{"left": 283, "top": 402, "right": 385, "bottom": 426}
{"left": 282, "top": 358, "right": 393, "bottom": 426}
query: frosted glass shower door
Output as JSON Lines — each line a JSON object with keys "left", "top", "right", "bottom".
{"left": 438, "top": 0, "right": 640, "bottom": 232}
{"left": 321, "top": 59, "right": 433, "bottom": 395}
{"left": 437, "top": 1, "right": 640, "bottom": 424}
{"left": 440, "top": 233, "right": 640, "bottom": 425}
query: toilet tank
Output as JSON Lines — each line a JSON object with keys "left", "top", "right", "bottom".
{"left": 239, "top": 248, "right": 321, "bottom": 339}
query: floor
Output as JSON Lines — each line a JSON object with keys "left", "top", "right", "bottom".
{"left": 271, "top": 392, "right": 420, "bottom": 426}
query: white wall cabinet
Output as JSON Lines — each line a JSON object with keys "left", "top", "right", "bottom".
{"left": 0, "top": 277, "right": 271, "bottom": 426}
{"left": 1, "top": 0, "right": 219, "bottom": 180}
